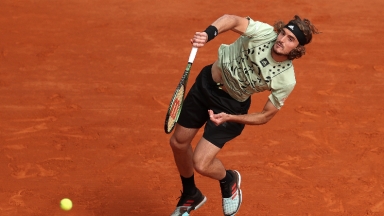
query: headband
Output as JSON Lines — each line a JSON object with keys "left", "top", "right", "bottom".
{"left": 284, "top": 22, "right": 307, "bottom": 46}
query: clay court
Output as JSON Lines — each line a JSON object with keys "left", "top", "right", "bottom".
{"left": 0, "top": 0, "right": 383, "bottom": 215}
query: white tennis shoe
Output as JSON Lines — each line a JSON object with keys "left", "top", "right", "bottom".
{"left": 221, "top": 170, "right": 242, "bottom": 216}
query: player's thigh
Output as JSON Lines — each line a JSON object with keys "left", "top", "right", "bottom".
{"left": 193, "top": 137, "right": 221, "bottom": 166}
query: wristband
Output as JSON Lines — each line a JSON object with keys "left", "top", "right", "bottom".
{"left": 204, "top": 25, "right": 218, "bottom": 42}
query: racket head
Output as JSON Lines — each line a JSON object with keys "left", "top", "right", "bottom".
{"left": 164, "top": 83, "right": 186, "bottom": 134}
{"left": 164, "top": 47, "right": 197, "bottom": 134}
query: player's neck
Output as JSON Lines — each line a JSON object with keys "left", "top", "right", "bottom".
{"left": 271, "top": 48, "right": 289, "bottom": 63}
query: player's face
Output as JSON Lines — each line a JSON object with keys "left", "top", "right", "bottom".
{"left": 273, "top": 28, "right": 300, "bottom": 56}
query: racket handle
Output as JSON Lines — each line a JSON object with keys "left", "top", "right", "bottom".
{"left": 188, "top": 47, "right": 198, "bottom": 63}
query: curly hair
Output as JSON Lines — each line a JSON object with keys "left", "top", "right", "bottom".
{"left": 274, "top": 15, "right": 320, "bottom": 60}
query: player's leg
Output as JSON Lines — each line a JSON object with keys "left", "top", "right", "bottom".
{"left": 169, "top": 125, "right": 208, "bottom": 216}
{"left": 170, "top": 124, "right": 199, "bottom": 178}
{"left": 169, "top": 124, "right": 207, "bottom": 216}
{"left": 169, "top": 66, "right": 212, "bottom": 216}
{"left": 192, "top": 137, "right": 225, "bottom": 180}
{"left": 195, "top": 124, "right": 243, "bottom": 216}
{"left": 193, "top": 136, "right": 241, "bottom": 215}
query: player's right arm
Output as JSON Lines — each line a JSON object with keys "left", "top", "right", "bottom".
{"left": 210, "top": 14, "right": 249, "bottom": 35}
{"left": 208, "top": 98, "right": 279, "bottom": 126}
{"left": 191, "top": 14, "right": 249, "bottom": 47}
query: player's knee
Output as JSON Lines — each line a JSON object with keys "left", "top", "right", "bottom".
{"left": 169, "top": 135, "right": 189, "bottom": 151}
{"left": 169, "top": 135, "right": 180, "bottom": 149}
{"left": 193, "top": 162, "right": 206, "bottom": 175}
{"left": 193, "top": 157, "right": 209, "bottom": 175}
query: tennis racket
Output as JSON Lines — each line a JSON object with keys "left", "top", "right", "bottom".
{"left": 164, "top": 47, "right": 198, "bottom": 134}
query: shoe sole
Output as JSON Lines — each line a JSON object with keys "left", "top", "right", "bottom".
{"left": 232, "top": 170, "right": 242, "bottom": 216}
{"left": 194, "top": 196, "right": 207, "bottom": 211}
{"left": 182, "top": 196, "right": 207, "bottom": 216}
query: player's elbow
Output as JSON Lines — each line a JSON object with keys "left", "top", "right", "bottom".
{"left": 257, "top": 116, "right": 271, "bottom": 125}
{"left": 263, "top": 115, "right": 274, "bottom": 124}
{"left": 260, "top": 110, "right": 278, "bottom": 124}
{"left": 249, "top": 115, "right": 272, "bottom": 125}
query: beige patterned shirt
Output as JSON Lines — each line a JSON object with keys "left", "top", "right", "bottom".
{"left": 217, "top": 17, "right": 296, "bottom": 109}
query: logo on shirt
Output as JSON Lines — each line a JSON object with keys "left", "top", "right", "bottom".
{"left": 260, "top": 58, "right": 270, "bottom": 67}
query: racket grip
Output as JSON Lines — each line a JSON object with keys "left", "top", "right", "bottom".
{"left": 188, "top": 47, "right": 198, "bottom": 63}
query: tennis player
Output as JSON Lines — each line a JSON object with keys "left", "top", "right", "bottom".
{"left": 170, "top": 14, "right": 319, "bottom": 216}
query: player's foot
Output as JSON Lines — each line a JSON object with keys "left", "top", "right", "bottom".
{"left": 221, "top": 170, "right": 242, "bottom": 216}
{"left": 170, "top": 188, "right": 207, "bottom": 216}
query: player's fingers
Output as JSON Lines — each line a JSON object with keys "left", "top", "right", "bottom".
{"left": 197, "top": 31, "right": 208, "bottom": 39}
{"left": 191, "top": 37, "right": 206, "bottom": 44}
{"left": 192, "top": 38, "right": 205, "bottom": 44}
{"left": 193, "top": 35, "right": 207, "bottom": 43}
{"left": 208, "top": 109, "right": 214, "bottom": 116}
{"left": 191, "top": 41, "right": 205, "bottom": 48}
{"left": 209, "top": 116, "right": 220, "bottom": 126}
{"left": 190, "top": 32, "right": 208, "bottom": 47}
{"left": 208, "top": 112, "right": 216, "bottom": 120}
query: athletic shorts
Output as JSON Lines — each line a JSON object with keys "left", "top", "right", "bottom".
{"left": 177, "top": 64, "right": 251, "bottom": 148}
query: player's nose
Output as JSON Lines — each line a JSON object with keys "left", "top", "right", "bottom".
{"left": 281, "top": 35, "right": 289, "bottom": 43}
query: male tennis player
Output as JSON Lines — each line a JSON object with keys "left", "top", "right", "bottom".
{"left": 170, "top": 14, "right": 319, "bottom": 216}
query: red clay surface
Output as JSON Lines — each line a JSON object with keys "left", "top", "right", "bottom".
{"left": 1, "top": 0, "right": 383, "bottom": 215}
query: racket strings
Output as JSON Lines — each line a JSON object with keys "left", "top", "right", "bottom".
{"left": 166, "top": 85, "right": 185, "bottom": 132}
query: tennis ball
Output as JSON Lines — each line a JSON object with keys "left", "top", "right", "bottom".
{"left": 60, "top": 198, "right": 73, "bottom": 211}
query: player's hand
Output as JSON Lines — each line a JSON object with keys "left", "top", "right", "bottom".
{"left": 190, "top": 32, "right": 208, "bottom": 47}
{"left": 208, "top": 109, "right": 229, "bottom": 126}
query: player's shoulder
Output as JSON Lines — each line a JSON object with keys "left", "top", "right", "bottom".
{"left": 244, "top": 17, "right": 275, "bottom": 38}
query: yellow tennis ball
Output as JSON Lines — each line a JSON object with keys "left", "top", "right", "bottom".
{"left": 60, "top": 198, "right": 73, "bottom": 211}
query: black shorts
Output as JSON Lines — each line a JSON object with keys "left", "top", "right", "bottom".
{"left": 177, "top": 64, "right": 251, "bottom": 148}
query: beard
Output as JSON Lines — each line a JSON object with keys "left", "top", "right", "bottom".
{"left": 272, "top": 42, "right": 289, "bottom": 57}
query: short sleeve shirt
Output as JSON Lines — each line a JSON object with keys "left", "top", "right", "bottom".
{"left": 217, "top": 17, "right": 296, "bottom": 109}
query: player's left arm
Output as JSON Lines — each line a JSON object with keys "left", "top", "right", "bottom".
{"left": 208, "top": 99, "right": 279, "bottom": 126}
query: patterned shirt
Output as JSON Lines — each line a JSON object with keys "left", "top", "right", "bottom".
{"left": 217, "top": 17, "right": 296, "bottom": 109}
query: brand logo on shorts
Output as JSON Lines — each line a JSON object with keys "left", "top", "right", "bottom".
{"left": 260, "top": 58, "right": 270, "bottom": 67}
